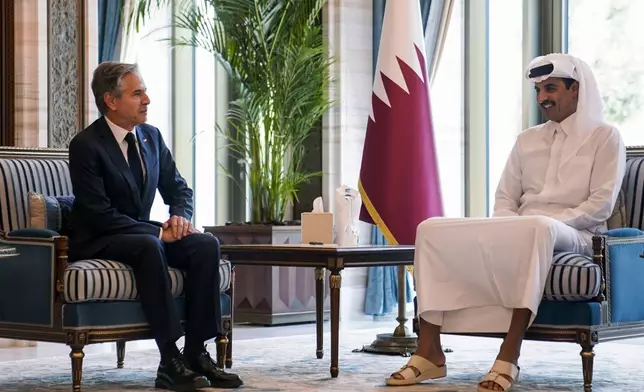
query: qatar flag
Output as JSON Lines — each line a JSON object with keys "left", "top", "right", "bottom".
{"left": 358, "top": 0, "right": 443, "bottom": 246}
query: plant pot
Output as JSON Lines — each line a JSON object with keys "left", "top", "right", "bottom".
{"left": 204, "top": 223, "right": 331, "bottom": 326}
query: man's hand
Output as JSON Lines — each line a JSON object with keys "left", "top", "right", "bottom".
{"left": 161, "top": 227, "right": 178, "bottom": 243}
{"left": 162, "top": 215, "right": 193, "bottom": 240}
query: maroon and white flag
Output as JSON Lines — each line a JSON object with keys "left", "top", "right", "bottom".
{"left": 358, "top": 0, "right": 443, "bottom": 246}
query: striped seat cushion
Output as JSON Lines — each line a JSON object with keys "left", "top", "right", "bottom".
{"left": 64, "top": 258, "right": 232, "bottom": 303}
{"left": 543, "top": 252, "right": 601, "bottom": 301}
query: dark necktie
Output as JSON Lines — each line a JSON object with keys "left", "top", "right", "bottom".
{"left": 124, "top": 132, "right": 144, "bottom": 193}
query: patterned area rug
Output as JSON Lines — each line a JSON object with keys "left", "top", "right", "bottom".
{"left": 0, "top": 327, "right": 641, "bottom": 391}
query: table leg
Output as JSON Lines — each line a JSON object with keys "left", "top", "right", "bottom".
{"left": 315, "top": 267, "right": 325, "bottom": 359}
{"left": 329, "top": 270, "right": 341, "bottom": 378}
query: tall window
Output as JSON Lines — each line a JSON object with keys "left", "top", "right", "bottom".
{"left": 430, "top": 0, "right": 465, "bottom": 217}
{"left": 194, "top": 46, "right": 218, "bottom": 229}
{"left": 192, "top": 3, "right": 218, "bottom": 230}
{"left": 567, "top": 0, "right": 644, "bottom": 146}
{"left": 487, "top": 0, "right": 524, "bottom": 215}
{"left": 192, "top": 4, "right": 231, "bottom": 228}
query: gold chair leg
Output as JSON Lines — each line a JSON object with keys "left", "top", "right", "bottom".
{"left": 116, "top": 341, "right": 125, "bottom": 368}
{"left": 581, "top": 343, "right": 595, "bottom": 392}
{"left": 70, "top": 343, "right": 85, "bottom": 392}
{"left": 216, "top": 335, "right": 228, "bottom": 370}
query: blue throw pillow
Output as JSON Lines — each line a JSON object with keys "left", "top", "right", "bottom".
{"left": 56, "top": 195, "right": 75, "bottom": 236}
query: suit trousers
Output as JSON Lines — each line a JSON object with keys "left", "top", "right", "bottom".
{"left": 93, "top": 232, "right": 223, "bottom": 343}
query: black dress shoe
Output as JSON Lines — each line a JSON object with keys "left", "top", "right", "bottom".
{"left": 186, "top": 348, "right": 244, "bottom": 389}
{"left": 155, "top": 353, "right": 211, "bottom": 391}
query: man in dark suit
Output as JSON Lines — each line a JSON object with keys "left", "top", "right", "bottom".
{"left": 68, "top": 61, "right": 243, "bottom": 391}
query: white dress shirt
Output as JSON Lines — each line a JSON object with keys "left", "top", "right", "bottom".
{"left": 104, "top": 116, "right": 146, "bottom": 180}
{"left": 104, "top": 116, "right": 162, "bottom": 239}
{"left": 493, "top": 112, "right": 626, "bottom": 236}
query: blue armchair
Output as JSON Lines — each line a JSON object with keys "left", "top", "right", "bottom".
{"left": 412, "top": 146, "right": 644, "bottom": 392}
{"left": 0, "top": 147, "right": 234, "bottom": 391}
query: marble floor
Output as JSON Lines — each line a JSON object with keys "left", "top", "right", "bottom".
{"left": 4, "top": 318, "right": 644, "bottom": 391}
{"left": 3, "top": 313, "right": 644, "bottom": 364}
{"left": 5, "top": 314, "right": 644, "bottom": 391}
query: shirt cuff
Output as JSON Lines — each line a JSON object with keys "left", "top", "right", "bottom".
{"left": 159, "top": 227, "right": 163, "bottom": 239}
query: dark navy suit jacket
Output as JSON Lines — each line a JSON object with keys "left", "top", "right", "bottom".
{"left": 67, "top": 116, "right": 194, "bottom": 261}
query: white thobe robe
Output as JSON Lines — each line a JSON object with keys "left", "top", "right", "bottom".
{"left": 415, "top": 112, "right": 626, "bottom": 333}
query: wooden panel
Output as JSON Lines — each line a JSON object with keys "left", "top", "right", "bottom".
{"left": 0, "top": 0, "right": 16, "bottom": 146}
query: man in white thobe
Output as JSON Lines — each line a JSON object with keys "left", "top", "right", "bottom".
{"left": 386, "top": 53, "right": 626, "bottom": 392}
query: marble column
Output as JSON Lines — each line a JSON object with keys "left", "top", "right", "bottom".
{"left": 14, "top": 0, "right": 95, "bottom": 148}
{"left": 13, "top": 0, "right": 48, "bottom": 147}
{"left": 323, "top": 0, "right": 374, "bottom": 323}
{"left": 47, "top": 0, "right": 87, "bottom": 148}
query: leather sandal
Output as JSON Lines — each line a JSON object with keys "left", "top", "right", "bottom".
{"left": 385, "top": 354, "right": 447, "bottom": 386}
{"left": 477, "top": 359, "right": 520, "bottom": 391}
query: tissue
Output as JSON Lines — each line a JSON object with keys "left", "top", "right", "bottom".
{"left": 334, "top": 185, "right": 362, "bottom": 246}
{"left": 300, "top": 197, "right": 334, "bottom": 244}
{"left": 312, "top": 196, "right": 324, "bottom": 213}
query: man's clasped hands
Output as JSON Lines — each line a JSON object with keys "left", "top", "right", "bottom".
{"left": 161, "top": 215, "right": 201, "bottom": 243}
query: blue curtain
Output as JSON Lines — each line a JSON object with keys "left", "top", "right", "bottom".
{"left": 363, "top": 0, "right": 433, "bottom": 316}
{"left": 98, "top": 0, "right": 122, "bottom": 63}
{"left": 364, "top": 227, "right": 414, "bottom": 315}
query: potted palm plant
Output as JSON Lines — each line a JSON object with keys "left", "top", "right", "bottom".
{"left": 126, "top": 0, "right": 334, "bottom": 325}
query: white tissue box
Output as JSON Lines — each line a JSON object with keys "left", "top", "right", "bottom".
{"left": 300, "top": 212, "right": 334, "bottom": 244}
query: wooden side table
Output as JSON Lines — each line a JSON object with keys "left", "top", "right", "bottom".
{"left": 220, "top": 244, "right": 415, "bottom": 378}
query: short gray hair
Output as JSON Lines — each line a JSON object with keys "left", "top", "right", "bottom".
{"left": 91, "top": 61, "right": 141, "bottom": 114}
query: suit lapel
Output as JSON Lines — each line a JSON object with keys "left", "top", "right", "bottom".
{"left": 96, "top": 117, "right": 142, "bottom": 210}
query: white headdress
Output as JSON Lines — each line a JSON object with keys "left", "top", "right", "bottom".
{"left": 525, "top": 53, "right": 603, "bottom": 126}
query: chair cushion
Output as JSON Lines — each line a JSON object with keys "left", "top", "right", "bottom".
{"left": 64, "top": 258, "right": 232, "bottom": 303}
{"left": 533, "top": 300, "right": 602, "bottom": 327}
{"left": 543, "top": 252, "right": 601, "bottom": 301}
{"left": 62, "top": 294, "right": 233, "bottom": 329}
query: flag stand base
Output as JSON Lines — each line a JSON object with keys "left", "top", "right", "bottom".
{"left": 360, "top": 331, "right": 418, "bottom": 356}
{"left": 359, "top": 266, "right": 417, "bottom": 356}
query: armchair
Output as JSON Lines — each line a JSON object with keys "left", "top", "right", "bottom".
{"left": 0, "top": 147, "right": 234, "bottom": 392}
{"left": 412, "top": 145, "right": 644, "bottom": 392}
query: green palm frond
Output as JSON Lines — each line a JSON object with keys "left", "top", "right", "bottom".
{"left": 125, "top": 0, "right": 334, "bottom": 223}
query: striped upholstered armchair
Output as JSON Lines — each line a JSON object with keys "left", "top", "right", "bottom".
{"left": 412, "top": 146, "right": 644, "bottom": 391}
{"left": 0, "top": 147, "right": 234, "bottom": 391}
